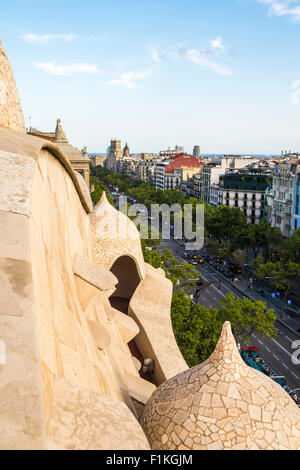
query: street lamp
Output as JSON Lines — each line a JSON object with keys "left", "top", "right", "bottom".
{"left": 264, "top": 276, "right": 277, "bottom": 309}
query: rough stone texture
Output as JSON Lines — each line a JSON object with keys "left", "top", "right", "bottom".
{"left": 74, "top": 254, "right": 118, "bottom": 291}
{"left": 141, "top": 322, "right": 300, "bottom": 450}
{"left": 90, "top": 192, "right": 146, "bottom": 279}
{"left": 0, "top": 41, "right": 26, "bottom": 133}
{"left": 0, "top": 315, "right": 46, "bottom": 449}
{"left": 0, "top": 45, "right": 187, "bottom": 450}
{"left": 0, "top": 127, "right": 92, "bottom": 214}
{"left": 0, "top": 125, "right": 185, "bottom": 449}
{"left": 75, "top": 172, "right": 93, "bottom": 212}
{"left": 47, "top": 378, "right": 150, "bottom": 450}
{"left": 3, "top": 41, "right": 299, "bottom": 451}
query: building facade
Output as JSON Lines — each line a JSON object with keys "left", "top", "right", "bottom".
{"left": 105, "top": 139, "right": 123, "bottom": 171}
{"left": 1, "top": 37, "right": 300, "bottom": 451}
{"left": 199, "top": 156, "right": 260, "bottom": 203}
{"left": 90, "top": 155, "right": 107, "bottom": 167}
{"left": 193, "top": 145, "right": 201, "bottom": 158}
{"left": 267, "top": 162, "right": 300, "bottom": 237}
{"left": 219, "top": 169, "right": 273, "bottom": 224}
{"left": 154, "top": 154, "right": 203, "bottom": 191}
{"left": 28, "top": 118, "right": 91, "bottom": 186}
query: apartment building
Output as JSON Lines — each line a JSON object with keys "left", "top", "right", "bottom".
{"left": 219, "top": 169, "right": 273, "bottom": 224}
{"left": 154, "top": 154, "right": 203, "bottom": 191}
{"left": 137, "top": 158, "right": 159, "bottom": 184}
{"left": 159, "top": 145, "right": 184, "bottom": 158}
{"left": 267, "top": 161, "right": 300, "bottom": 237}
{"left": 203, "top": 156, "right": 260, "bottom": 203}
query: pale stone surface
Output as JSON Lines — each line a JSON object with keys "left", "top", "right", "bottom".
{"left": 129, "top": 263, "right": 188, "bottom": 385}
{"left": 0, "top": 47, "right": 185, "bottom": 450}
{"left": 0, "top": 127, "right": 92, "bottom": 214}
{"left": 0, "top": 210, "right": 31, "bottom": 261}
{"left": 0, "top": 151, "right": 35, "bottom": 216}
{"left": 126, "top": 373, "right": 157, "bottom": 405}
{"left": 75, "top": 171, "right": 93, "bottom": 212}
{"left": 141, "top": 323, "right": 300, "bottom": 450}
{"left": 0, "top": 135, "right": 152, "bottom": 449}
{"left": 90, "top": 192, "right": 146, "bottom": 279}
{"left": 74, "top": 255, "right": 117, "bottom": 291}
{"left": 0, "top": 41, "right": 26, "bottom": 132}
{"left": 113, "top": 309, "right": 140, "bottom": 344}
{"left": 3, "top": 43, "right": 299, "bottom": 451}
{"left": 47, "top": 378, "right": 150, "bottom": 450}
{"left": 0, "top": 315, "right": 46, "bottom": 449}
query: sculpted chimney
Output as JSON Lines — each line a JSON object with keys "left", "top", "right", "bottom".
{"left": 0, "top": 40, "right": 26, "bottom": 133}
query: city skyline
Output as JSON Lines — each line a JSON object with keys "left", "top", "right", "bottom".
{"left": 2, "top": 0, "right": 300, "bottom": 153}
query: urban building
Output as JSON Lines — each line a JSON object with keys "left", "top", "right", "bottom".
{"left": 159, "top": 145, "right": 184, "bottom": 158}
{"left": 105, "top": 139, "right": 123, "bottom": 171}
{"left": 28, "top": 118, "right": 90, "bottom": 185}
{"left": 1, "top": 37, "right": 300, "bottom": 451}
{"left": 154, "top": 154, "right": 203, "bottom": 191}
{"left": 137, "top": 158, "right": 159, "bottom": 184}
{"left": 294, "top": 172, "right": 300, "bottom": 232}
{"left": 193, "top": 145, "right": 201, "bottom": 158}
{"left": 90, "top": 154, "right": 107, "bottom": 168}
{"left": 119, "top": 157, "right": 139, "bottom": 179}
{"left": 199, "top": 156, "right": 260, "bottom": 203}
{"left": 209, "top": 184, "right": 223, "bottom": 208}
{"left": 219, "top": 168, "right": 273, "bottom": 224}
{"left": 267, "top": 161, "right": 300, "bottom": 237}
{"left": 123, "top": 142, "right": 130, "bottom": 159}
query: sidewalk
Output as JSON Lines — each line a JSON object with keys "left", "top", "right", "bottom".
{"left": 226, "top": 277, "right": 300, "bottom": 337}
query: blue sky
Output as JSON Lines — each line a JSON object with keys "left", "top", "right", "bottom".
{"left": 2, "top": 0, "right": 300, "bottom": 154}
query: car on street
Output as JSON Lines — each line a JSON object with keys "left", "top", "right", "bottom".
{"left": 189, "top": 260, "right": 198, "bottom": 266}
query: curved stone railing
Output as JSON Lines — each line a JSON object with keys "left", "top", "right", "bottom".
{"left": 0, "top": 127, "right": 92, "bottom": 213}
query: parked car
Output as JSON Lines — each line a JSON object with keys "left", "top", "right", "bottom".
{"left": 189, "top": 260, "right": 198, "bottom": 266}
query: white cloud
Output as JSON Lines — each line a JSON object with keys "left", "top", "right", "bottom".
{"left": 257, "top": 0, "right": 300, "bottom": 21}
{"left": 21, "top": 33, "right": 77, "bottom": 43}
{"left": 106, "top": 66, "right": 157, "bottom": 89}
{"left": 34, "top": 61, "right": 100, "bottom": 76}
{"left": 186, "top": 49, "right": 232, "bottom": 76}
{"left": 150, "top": 38, "right": 232, "bottom": 76}
{"left": 210, "top": 37, "right": 225, "bottom": 52}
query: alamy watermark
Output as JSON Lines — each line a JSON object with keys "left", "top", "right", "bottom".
{"left": 96, "top": 196, "right": 204, "bottom": 250}
{"left": 0, "top": 341, "right": 6, "bottom": 365}
{"left": 292, "top": 340, "right": 300, "bottom": 365}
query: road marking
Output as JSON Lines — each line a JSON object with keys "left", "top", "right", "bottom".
{"left": 257, "top": 339, "right": 263, "bottom": 345}
{"left": 273, "top": 355, "right": 279, "bottom": 361}
{"left": 271, "top": 338, "right": 293, "bottom": 360}
{"left": 282, "top": 363, "right": 289, "bottom": 370}
{"left": 284, "top": 335, "right": 293, "bottom": 343}
{"left": 292, "top": 372, "right": 299, "bottom": 380}
{"left": 265, "top": 347, "right": 271, "bottom": 352}
{"left": 211, "top": 285, "right": 226, "bottom": 298}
